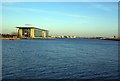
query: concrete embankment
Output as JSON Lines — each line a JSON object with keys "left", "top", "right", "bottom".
{"left": 101, "top": 38, "right": 120, "bottom": 41}
{"left": 0, "top": 38, "right": 120, "bottom": 41}
{"left": 0, "top": 38, "right": 21, "bottom": 40}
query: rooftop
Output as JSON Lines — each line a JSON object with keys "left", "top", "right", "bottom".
{"left": 16, "top": 24, "right": 48, "bottom": 31}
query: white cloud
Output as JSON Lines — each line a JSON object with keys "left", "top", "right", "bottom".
{"left": 91, "top": 3, "right": 118, "bottom": 12}
{"left": 3, "top": 6, "right": 91, "bottom": 19}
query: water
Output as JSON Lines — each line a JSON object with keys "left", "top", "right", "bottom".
{"left": 2, "top": 39, "right": 119, "bottom": 79}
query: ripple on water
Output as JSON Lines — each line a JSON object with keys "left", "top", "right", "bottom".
{"left": 2, "top": 39, "right": 119, "bottom": 79}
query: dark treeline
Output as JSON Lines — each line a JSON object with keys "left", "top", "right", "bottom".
{"left": 0, "top": 33, "right": 17, "bottom": 38}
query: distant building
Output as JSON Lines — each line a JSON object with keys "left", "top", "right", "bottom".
{"left": 16, "top": 24, "right": 49, "bottom": 38}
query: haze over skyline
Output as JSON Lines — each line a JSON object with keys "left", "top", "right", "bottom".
{"left": 1, "top": 2, "right": 118, "bottom": 37}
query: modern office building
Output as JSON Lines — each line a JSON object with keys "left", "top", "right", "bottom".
{"left": 16, "top": 24, "right": 49, "bottom": 38}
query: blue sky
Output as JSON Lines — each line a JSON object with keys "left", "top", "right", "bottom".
{"left": 1, "top": 2, "right": 118, "bottom": 37}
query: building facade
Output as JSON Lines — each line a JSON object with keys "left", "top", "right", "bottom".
{"left": 16, "top": 25, "right": 49, "bottom": 38}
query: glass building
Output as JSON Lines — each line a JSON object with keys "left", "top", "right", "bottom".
{"left": 16, "top": 25, "right": 49, "bottom": 38}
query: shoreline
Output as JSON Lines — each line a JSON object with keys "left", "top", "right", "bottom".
{"left": 100, "top": 38, "right": 120, "bottom": 41}
{"left": 0, "top": 37, "right": 120, "bottom": 41}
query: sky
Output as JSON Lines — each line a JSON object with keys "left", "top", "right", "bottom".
{"left": 1, "top": 2, "right": 118, "bottom": 37}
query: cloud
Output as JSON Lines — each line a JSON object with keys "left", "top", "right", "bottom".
{"left": 66, "top": 14, "right": 88, "bottom": 18}
{"left": 2, "top": 6, "right": 91, "bottom": 19}
{"left": 91, "top": 3, "right": 118, "bottom": 12}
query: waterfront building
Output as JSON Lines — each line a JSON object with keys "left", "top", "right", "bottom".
{"left": 16, "top": 24, "right": 49, "bottom": 38}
